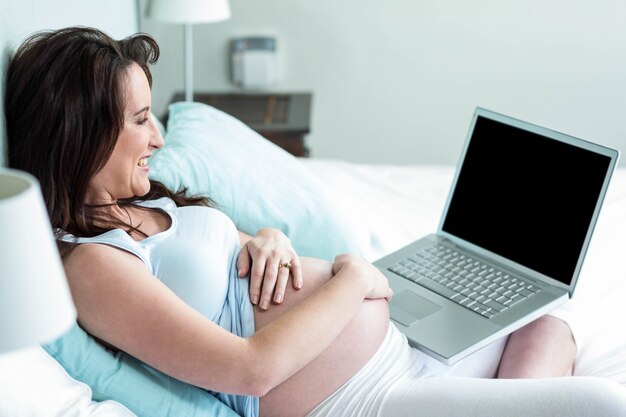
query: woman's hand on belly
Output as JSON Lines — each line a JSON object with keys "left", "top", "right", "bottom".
{"left": 238, "top": 228, "right": 303, "bottom": 311}
{"left": 333, "top": 254, "right": 394, "bottom": 302}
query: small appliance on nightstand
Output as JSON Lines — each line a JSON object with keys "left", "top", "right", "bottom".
{"left": 231, "top": 37, "right": 278, "bottom": 89}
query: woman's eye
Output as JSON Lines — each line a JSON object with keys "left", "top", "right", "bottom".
{"left": 137, "top": 118, "right": 149, "bottom": 126}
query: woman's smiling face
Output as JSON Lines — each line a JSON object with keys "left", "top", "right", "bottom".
{"left": 86, "top": 62, "right": 164, "bottom": 204}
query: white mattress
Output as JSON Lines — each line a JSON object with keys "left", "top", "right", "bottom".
{"left": 302, "top": 158, "right": 626, "bottom": 383}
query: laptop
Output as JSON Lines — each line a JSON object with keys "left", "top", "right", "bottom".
{"left": 374, "top": 107, "right": 619, "bottom": 365}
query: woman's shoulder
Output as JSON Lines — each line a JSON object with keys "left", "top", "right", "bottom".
{"left": 62, "top": 241, "right": 150, "bottom": 290}
{"left": 64, "top": 241, "right": 143, "bottom": 271}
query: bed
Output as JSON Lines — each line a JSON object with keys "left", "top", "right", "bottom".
{"left": 1, "top": 93, "right": 626, "bottom": 416}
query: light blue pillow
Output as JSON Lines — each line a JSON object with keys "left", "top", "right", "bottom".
{"left": 149, "top": 102, "right": 365, "bottom": 261}
{"left": 42, "top": 323, "right": 238, "bottom": 417}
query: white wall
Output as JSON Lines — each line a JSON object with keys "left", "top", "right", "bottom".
{"left": 0, "top": 0, "right": 138, "bottom": 167}
{"left": 141, "top": 0, "right": 626, "bottom": 165}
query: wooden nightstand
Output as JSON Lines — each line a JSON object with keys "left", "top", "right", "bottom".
{"left": 168, "top": 92, "right": 312, "bottom": 157}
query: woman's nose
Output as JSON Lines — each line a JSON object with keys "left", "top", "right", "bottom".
{"left": 149, "top": 114, "right": 165, "bottom": 149}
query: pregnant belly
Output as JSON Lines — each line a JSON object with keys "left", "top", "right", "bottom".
{"left": 253, "top": 258, "right": 390, "bottom": 417}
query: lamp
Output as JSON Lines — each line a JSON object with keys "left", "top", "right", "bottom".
{"left": 146, "top": 0, "right": 231, "bottom": 102}
{"left": 0, "top": 169, "right": 76, "bottom": 354}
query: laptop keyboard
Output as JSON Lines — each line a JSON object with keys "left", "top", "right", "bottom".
{"left": 388, "top": 244, "right": 542, "bottom": 319}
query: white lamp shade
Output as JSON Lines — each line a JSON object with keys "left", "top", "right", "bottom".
{"left": 0, "top": 169, "right": 76, "bottom": 353}
{"left": 147, "top": 0, "right": 231, "bottom": 24}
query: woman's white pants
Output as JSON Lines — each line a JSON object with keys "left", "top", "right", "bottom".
{"left": 307, "top": 322, "right": 626, "bottom": 417}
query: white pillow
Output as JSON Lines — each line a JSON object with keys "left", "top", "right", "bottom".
{"left": 0, "top": 346, "right": 136, "bottom": 417}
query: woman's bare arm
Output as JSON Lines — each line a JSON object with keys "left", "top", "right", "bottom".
{"left": 64, "top": 244, "right": 390, "bottom": 397}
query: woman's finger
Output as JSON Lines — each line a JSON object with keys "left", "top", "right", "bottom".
{"left": 273, "top": 262, "right": 291, "bottom": 304}
{"left": 249, "top": 256, "right": 267, "bottom": 305}
{"left": 237, "top": 245, "right": 251, "bottom": 278}
{"left": 290, "top": 255, "right": 303, "bottom": 290}
{"left": 259, "top": 258, "right": 279, "bottom": 310}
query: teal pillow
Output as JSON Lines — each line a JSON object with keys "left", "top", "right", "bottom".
{"left": 42, "top": 323, "right": 238, "bottom": 417}
{"left": 149, "top": 102, "right": 366, "bottom": 261}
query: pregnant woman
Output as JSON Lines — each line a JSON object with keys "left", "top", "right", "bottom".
{"left": 5, "top": 27, "right": 626, "bottom": 417}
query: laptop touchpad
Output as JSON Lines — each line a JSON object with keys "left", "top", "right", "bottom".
{"left": 390, "top": 290, "right": 441, "bottom": 327}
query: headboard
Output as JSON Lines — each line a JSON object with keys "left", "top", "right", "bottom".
{"left": 0, "top": 0, "right": 139, "bottom": 167}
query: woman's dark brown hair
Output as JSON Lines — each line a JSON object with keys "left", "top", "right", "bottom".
{"left": 4, "top": 26, "right": 209, "bottom": 257}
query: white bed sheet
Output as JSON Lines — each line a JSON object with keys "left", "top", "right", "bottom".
{"left": 302, "top": 158, "right": 626, "bottom": 383}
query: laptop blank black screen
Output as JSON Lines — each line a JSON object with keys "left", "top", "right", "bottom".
{"left": 442, "top": 116, "right": 611, "bottom": 285}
